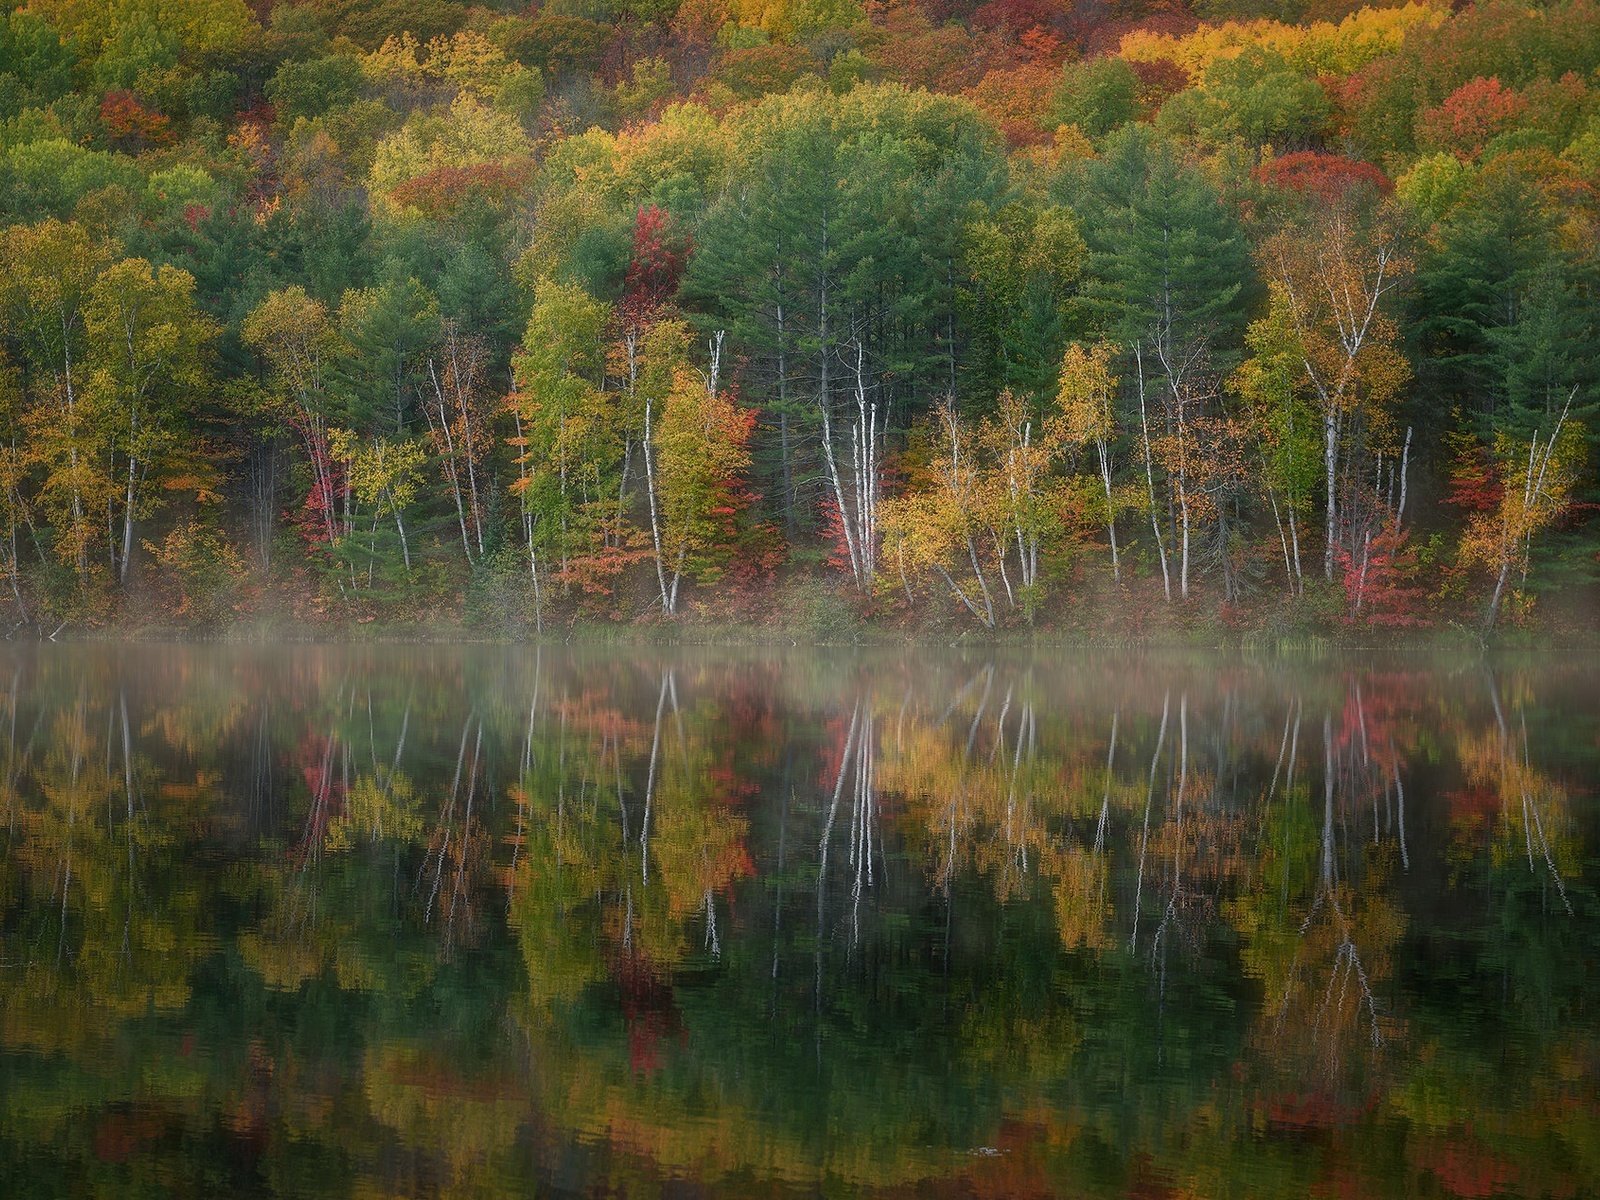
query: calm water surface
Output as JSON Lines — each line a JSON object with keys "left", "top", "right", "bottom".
{"left": 1, "top": 645, "right": 1597, "bottom": 1198}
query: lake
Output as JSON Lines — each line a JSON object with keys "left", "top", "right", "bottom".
{"left": 0, "top": 645, "right": 1596, "bottom": 1198}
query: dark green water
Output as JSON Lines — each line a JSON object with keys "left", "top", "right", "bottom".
{"left": 0, "top": 645, "right": 1597, "bottom": 1199}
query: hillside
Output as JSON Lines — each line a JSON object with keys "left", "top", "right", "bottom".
{"left": 1, "top": 0, "right": 1598, "bottom": 638}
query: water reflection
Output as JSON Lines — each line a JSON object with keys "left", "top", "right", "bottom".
{"left": 0, "top": 646, "right": 1595, "bottom": 1198}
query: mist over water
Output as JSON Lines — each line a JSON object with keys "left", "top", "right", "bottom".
{"left": 0, "top": 645, "right": 1596, "bottom": 1198}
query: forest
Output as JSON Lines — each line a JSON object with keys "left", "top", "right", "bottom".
{"left": 0, "top": 0, "right": 1597, "bottom": 637}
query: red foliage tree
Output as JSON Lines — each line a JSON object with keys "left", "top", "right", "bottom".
{"left": 1444, "top": 427, "right": 1503, "bottom": 515}
{"left": 1336, "top": 522, "right": 1430, "bottom": 627}
{"left": 1416, "top": 76, "right": 1527, "bottom": 160}
{"left": 387, "top": 160, "right": 535, "bottom": 219}
{"left": 100, "top": 90, "right": 173, "bottom": 151}
{"left": 1129, "top": 58, "right": 1189, "bottom": 114}
{"left": 284, "top": 419, "right": 344, "bottom": 553}
{"left": 292, "top": 731, "right": 347, "bottom": 860}
{"left": 619, "top": 204, "right": 690, "bottom": 326}
{"left": 1410, "top": 1133, "right": 1519, "bottom": 1200}
{"left": 1078, "top": 8, "right": 1198, "bottom": 58}
{"left": 972, "top": 0, "right": 1061, "bottom": 36}
{"left": 612, "top": 952, "right": 686, "bottom": 1075}
{"left": 866, "top": 1, "right": 984, "bottom": 91}
{"left": 1254, "top": 150, "right": 1392, "bottom": 205}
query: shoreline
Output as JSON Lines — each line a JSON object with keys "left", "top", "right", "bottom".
{"left": 14, "top": 616, "right": 1600, "bottom": 655}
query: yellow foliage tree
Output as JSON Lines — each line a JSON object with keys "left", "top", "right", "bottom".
{"left": 1056, "top": 341, "right": 1123, "bottom": 583}
{"left": 1459, "top": 404, "right": 1584, "bottom": 628}
{"left": 328, "top": 429, "right": 428, "bottom": 575}
{"left": 1118, "top": 2, "right": 1444, "bottom": 83}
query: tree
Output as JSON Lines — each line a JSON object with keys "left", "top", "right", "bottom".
{"left": 1050, "top": 57, "right": 1140, "bottom": 139}
{"left": 1157, "top": 48, "right": 1331, "bottom": 149}
{"left": 1071, "top": 127, "right": 1252, "bottom": 600}
{"left": 958, "top": 204, "right": 1083, "bottom": 405}
{"left": 83, "top": 259, "right": 218, "bottom": 586}
{"left": 503, "top": 14, "right": 611, "bottom": 79}
{"left": 685, "top": 86, "right": 1007, "bottom": 576}
{"left": 981, "top": 388, "right": 1060, "bottom": 609}
{"left": 242, "top": 288, "right": 347, "bottom": 550}
{"left": 99, "top": 90, "right": 173, "bottom": 151}
{"left": 1412, "top": 161, "right": 1598, "bottom": 445}
{"left": 1056, "top": 341, "right": 1122, "bottom": 584}
{"left": 881, "top": 400, "right": 1004, "bottom": 628}
{"left": 422, "top": 322, "right": 494, "bottom": 567}
{"left": 0, "top": 220, "right": 114, "bottom": 590}
{"left": 1234, "top": 285, "right": 1324, "bottom": 596}
{"left": 335, "top": 276, "right": 440, "bottom": 434}
{"left": 0, "top": 12, "right": 77, "bottom": 117}
{"left": 507, "top": 279, "right": 616, "bottom": 594}
{"left": 1460, "top": 399, "right": 1584, "bottom": 628}
{"left": 266, "top": 55, "right": 365, "bottom": 124}
{"left": 328, "top": 428, "right": 427, "bottom": 579}
{"left": 653, "top": 343, "right": 755, "bottom": 614}
{"left": 1257, "top": 199, "right": 1410, "bottom": 581}
{"left": 619, "top": 316, "right": 692, "bottom": 616}
{"left": 1336, "top": 519, "right": 1428, "bottom": 627}
{"left": 1416, "top": 77, "right": 1526, "bottom": 161}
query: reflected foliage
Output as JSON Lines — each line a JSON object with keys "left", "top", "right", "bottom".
{"left": 0, "top": 647, "right": 1597, "bottom": 1197}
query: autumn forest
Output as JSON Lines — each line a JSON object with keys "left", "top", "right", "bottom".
{"left": 1, "top": 0, "right": 1598, "bottom": 637}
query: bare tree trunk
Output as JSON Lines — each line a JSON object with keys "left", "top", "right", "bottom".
{"left": 249, "top": 436, "right": 277, "bottom": 573}
{"left": 991, "top": 530, "right": 1015, "bottom": 611}
{"left": 1136, "top": 347, "right": 1171, "bottom": 603}
{"left": 1269, "top": 487, "right": 1295, "bottom": 599}
{"left": 1323, "top": 406, "right": 1339, "bottom": 581}
{"left": 642, "top": 392, "right": 672, "bottom": 615}
{"left": 967, "top": 537, "right": 996, "bottom": 626}
{"left": 819, "top": 400, "right": 860, "bottom": 584}
{"left": 512, "top": 411, "right": 543, "bottom": 634}
{"left": 639, "top": 671, "right": 669, "bottom": 886}
{"left": 1353, "top": 529, "right": 1371, "bottom": 613}
{"left": 775, "top": 258, "right": 796, "bottom": 539}
{"left": 1485, "top": 399, "right": 1571, "bottom": 630}
{"left": 1289, "top": 510, "right": 1303, "bottom": 593}
{"left": 393, "top": 504, "right": 411, "bottom": 572}
{"left": 119, "top": 453, "right": 138, "bottom": 586}
{"left": 850, "top": 340, "right": 878, "bottom": 585}
{"left": 1178, "top": 476, "right": 1191, "bottom": 601}
{"left": 426, "top": 359, "right": 474, "bottom": 566}
{"left": 1097, "top": 438, "right": 1120, "bottom": 583}
{"left": 1396, "top": 425, "right": 1411, "bottom": 528}
{"left": 934, "top": 563, "right": 994, "bottom": 629}
{"left": 1486, "top": 558, "right": 1511, "bottom": 629}
{"left": 58, "top": 315, "right": 89, "bottom": 586}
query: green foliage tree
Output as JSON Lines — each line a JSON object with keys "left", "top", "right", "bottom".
{"left": 83, "top": 257, "right": 219, "bottom": 585}
{"left": 508, "top": 279, "right": 615, "bottom": 587}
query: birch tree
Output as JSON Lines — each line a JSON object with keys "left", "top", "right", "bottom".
{"left": 0, "top": 220, "right": 113, "bottom": 589}
{"left": 1071, "top": 128, "right": 1251, "bottom": 602}
{"left": 83, "top": 259, "right": 218, "bottom": 586}
{"left": 1258, "top": 203, "right": 1410, "bottom": 581}
{"left": 881, "top": 400, "right": 1000, "bottom": 628}
{"left": 423, "top": 321, "right": 493, "bottom": 567}
{"left": 981, "top": 388, "right": 1060, "bottom": 608}
{"left": 1460, "top": 395, "right": 1584, "bottom": 628}
{"left": 1057, "top": 341, "right": 1123, "bottom": 584}
{"left": 242, "top": 287, "right": 347, "bottom": 549}
{"left": 507, "top": 279, "right": 615, "bottom": 583}
{"left": 653, "top": 337, "right": 754, "bottom": 615}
